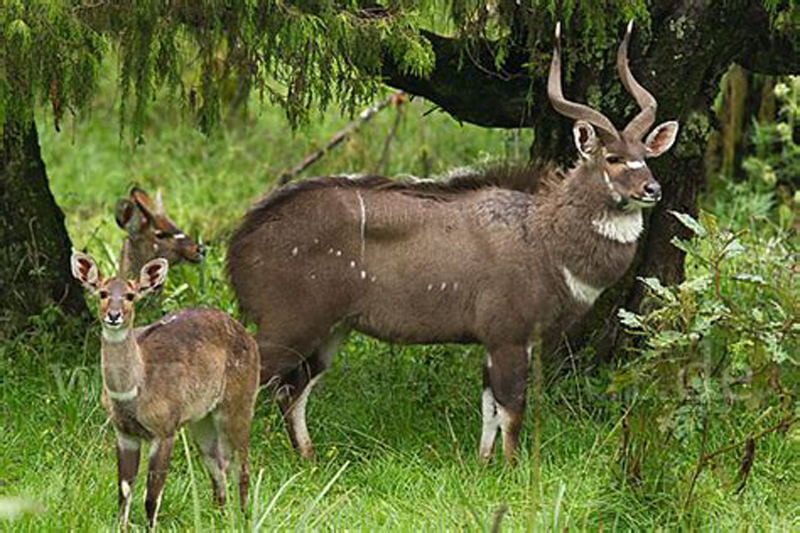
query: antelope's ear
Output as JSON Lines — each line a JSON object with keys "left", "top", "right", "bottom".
{"left": 644, "top": 121, "right": 679, "bottom": 158}
{"left": 573, "top": 121, "right": 599, "bottom": 158}
{"left": 131, "top": 187, "right": 156, "bottom": 223}
{"left": 70, "top": 251, "right": 101, "bottom": 293}
{"left": 138, "top": 258, "right": 169, "bottom": 296}
{"left": 114, "top": 198, "right": 135, "bottom": 229}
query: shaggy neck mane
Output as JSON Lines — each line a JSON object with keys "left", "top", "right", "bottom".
{"left": 233, "top": 163, "right": 560, "bottom": 243}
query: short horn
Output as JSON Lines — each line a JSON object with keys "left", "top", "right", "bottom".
{"left": 618, "top": 20, "right": 656, "bottom": 139}
{"left": 548, "top": 22, "right": 620, "bottom": 143}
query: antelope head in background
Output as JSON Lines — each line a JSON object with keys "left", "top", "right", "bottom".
{"left": 115, "top": 187, "right": 205, "bottom": 277}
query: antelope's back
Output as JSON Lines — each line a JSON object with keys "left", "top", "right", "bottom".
{"left": 226, "top": 170, "right": 550, "bottom": 337}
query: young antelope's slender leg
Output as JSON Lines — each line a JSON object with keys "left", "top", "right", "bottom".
{"left": 190, "top": 416, "right": 227, "bottom": 507}
{"left": 144, "top": 436, "right": 174, "bottom": 528}
{"left": 116, "top": 433, "right": 141, "bottom": 530}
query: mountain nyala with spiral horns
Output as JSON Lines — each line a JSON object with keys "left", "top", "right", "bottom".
{"left": 227, "top": 21, "right": 679, "bottom": 463}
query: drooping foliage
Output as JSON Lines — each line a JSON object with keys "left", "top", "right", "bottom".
{"left": 1, "top": 0, "right": 796, "bottom": 140}
{"left": 1, "top": 0, "right": 660, "bottom": 140}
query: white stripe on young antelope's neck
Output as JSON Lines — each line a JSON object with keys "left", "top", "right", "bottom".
{"left": 592, "top": 209, "right": 643, "bottom": 244}
{"left": 562, "top": 266, "right": 603, "bottom": 305}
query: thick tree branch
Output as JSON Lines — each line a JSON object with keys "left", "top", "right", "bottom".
{"left": 382, "top": 1, "right": 798, "bottom": 131}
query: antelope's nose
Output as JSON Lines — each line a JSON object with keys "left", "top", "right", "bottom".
{"left": 644, "top": 182, "right": 662, "bottom": 200}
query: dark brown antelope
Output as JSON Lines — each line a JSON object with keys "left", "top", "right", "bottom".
{"left": 71, "top": 252, "right": 259, "bottom": 528}
{"left": 227, "top": 21, "right": 678, "bottom": 463}
{"left": 115, "top": 187, "right": 205, "bottom": 277}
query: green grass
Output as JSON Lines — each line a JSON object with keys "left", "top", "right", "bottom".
{"left": 1, "top": 87, "right": 797, "bottom": 530}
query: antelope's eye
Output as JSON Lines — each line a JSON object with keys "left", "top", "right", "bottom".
{"left": 99, "top": 290, "right": 109, "bottom": 299}
{"left": 606, "top": 155, "right": 623, "bottom": 164}
{"left": 125, "top": 293, "right": 136, "bottom": 302}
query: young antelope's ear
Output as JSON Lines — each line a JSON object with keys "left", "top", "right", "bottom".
{"left": 138, "top": 258, "right": 169, "bottom": 296}
{"left": 573, "top": 121, "right": 600, "bottom": 159}
{"left": 114, "top": 198, "right": 135, "bottom": 229}
{"left": 644, "top": 121, "right": 679, "bottom": 158}
{"left": 70, "top": 251, "right": 101, "bottom": 293}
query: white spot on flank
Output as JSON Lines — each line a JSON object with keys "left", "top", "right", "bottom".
{"left": 350, "top": 261, "right": 356, "bottom": 268}
{"left": 328, "top": 248, "right": 334, "bottom": 254}
{"left": 314, "top": 238, "right": 320, "bottom": 244}
{"left": 454, "top": 282, "right": 460, "bottom": 290}
{"left": 310, "top": 274, "right": 317, "bottom": 280}
{"left": 291, "top": 246, "right": 299, "bottom": 256}
{"left": 427, "top": 284, "right": 433, "bottom": 291}
{"left": 562, "top": 266, "right": 603, "bottom": 305}
{"left": 592, "top": 209, "right": 643, "bottom": 243}
{"left": 336, "top": 250, "right": 342, "bottom": 257}
{"left": 370, "top": 276, "right": 377, "bottom": 282}
{"left": 440, "top": 282, "right": 447, "bottom": 290}
{"left": 360, "top": 270, "right": 367, "bottom": 280}
{"left": 626, "top": 160, "right": 645, "bottom": 169}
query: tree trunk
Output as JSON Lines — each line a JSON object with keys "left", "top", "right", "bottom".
{"left": 0, "top": 119, "right": 87, "bottom": 338}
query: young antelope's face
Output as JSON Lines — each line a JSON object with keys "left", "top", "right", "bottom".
{"left": 70, "top": 252, "right": 169, "bottom": 342}
{"left": 96, "top": 278, "right": 138, "bottom": 330}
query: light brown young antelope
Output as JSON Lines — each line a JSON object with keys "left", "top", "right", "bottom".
{"left": 114, "top": 187, "right": 205, "bottom": 277}
{"left": 227, "top": 22, "right": 678, "bottom": 463}
{"left": 70, "top": 252, "right": 259, "bottom": 528}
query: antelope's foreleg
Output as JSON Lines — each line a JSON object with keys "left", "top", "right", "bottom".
{"left": 486, "top": 344, "right": 529, "bottom": 464}
{"left": 116, "top": 433, "right": 141, "bottom": 529}
{"left": 479, "top": 361, "right": 500, "bottom": 463}
{"left": 144, "top": 436, "right": 174, "bottom": 528}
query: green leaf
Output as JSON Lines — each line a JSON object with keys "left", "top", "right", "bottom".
{"left": 618, "top": 308, "right": 644, "bottom": 329}
{"left": 671, "top": 211, "right": 707, "bottom": 237}
{"left": 639, "top": 276, "right": 677, "bottom": 303}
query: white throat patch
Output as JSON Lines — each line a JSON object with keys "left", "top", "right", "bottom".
{"left": 562, "top": 266, "right": 603, "bottom": 306}
{"left": 102, "top": 326, "right": 130, "bottom": 343}
{"left": 592, "top": 209, "right": 643, "bottom": 244}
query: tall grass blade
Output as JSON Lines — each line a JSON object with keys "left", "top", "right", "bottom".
{"left": 252, "top": 471, "right": 303, "bottom": 531}
{"left": 297, "top": 461, "right": 350, "bottom": 529}
{"left": 179, "top": 428, "right": 203, "bottom": 531}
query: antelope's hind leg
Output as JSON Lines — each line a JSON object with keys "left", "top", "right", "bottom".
{"left": 190, "top": 416, "right": 229, "bottom": 507}
{"left": 266, "top": 329, "right": 347, "bottom": 460}
{"left": 219, "top": 365, "right": 259, "bottom": 512}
